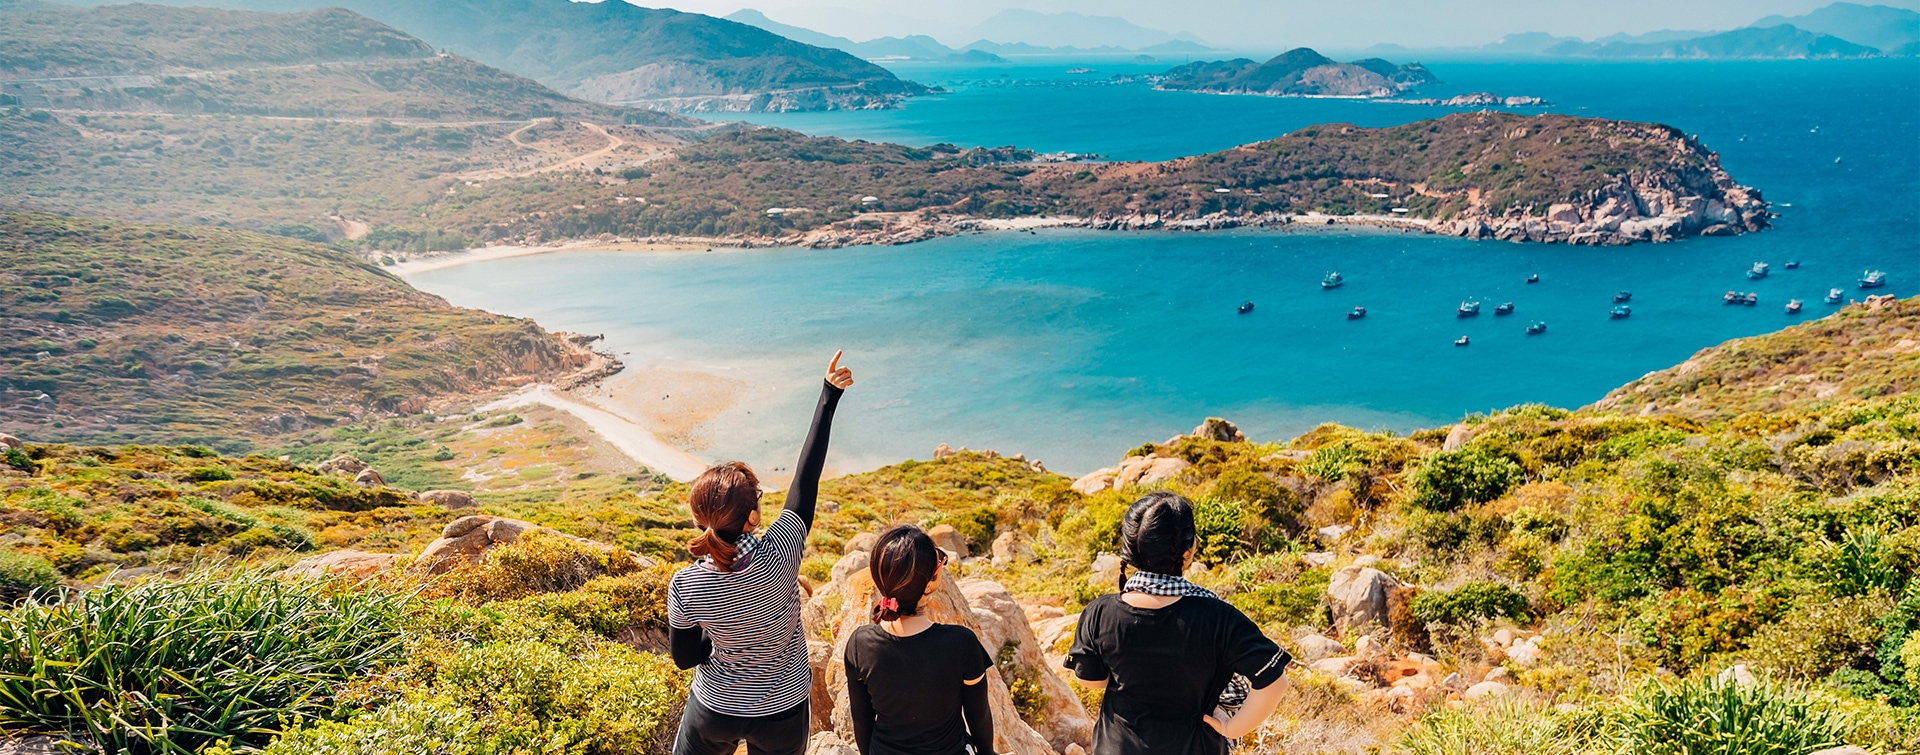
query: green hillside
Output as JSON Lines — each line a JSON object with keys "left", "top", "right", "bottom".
{"left": 0, "top": 1, "right": 431, "bottom": 78}
{"left": 0, "top": 300, "right": 1915, "bottom": 753}
{"left": 0, "top": 213, "right": 593, "bottom": 450}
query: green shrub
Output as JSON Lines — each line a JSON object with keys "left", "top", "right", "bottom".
{"left": 428, "top": 530, "right": 640, "bottom": 603}
{"left": 1410, "top": 581, "right": 1529, "bottom": 626}
{"left": 0, "top": 549, "right": 60, "bottom": 599}
{"left": 260, "top": 696, "right": 484, "bottom": 755}
{"left": 1610, "top": 675, "right": 1849, "bottom": 755}
{"left": 185, "top": 465, "right": 235, "bottom": 482}
{"left": 1399, "top": 698, "right": 1594, "bottom": 755}
{"left": 945, "top": 505, "right": 999, "bottom": 552}
{"left": 434, "top": 639, "right": 686, "bottom": 755}
{"left": 1303, "top": 445, "right": 1363, "bottom": 482}
{"left": 502, "top": 566, "right": 674, "bottom": 638}
{"left": 0, "top": 570, "right": 407, "bottom": 753}
{"left": 1408, "top": 448, "right": 1523, "bottom": 512}
{"left": 1192, "top": 497, "right": 1244, "bottom": 564}
{"left": 1, "top": 447, "right": 33, "bottom": 473}
{"left": 1744, "top": 593, "right": 1891, "bottom": 680}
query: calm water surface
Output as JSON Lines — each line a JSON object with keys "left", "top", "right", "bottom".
{"left": 409, "top": 58, "right": 1919, "bottom": 474}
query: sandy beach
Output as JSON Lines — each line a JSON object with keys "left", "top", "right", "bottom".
{"left": 387, "top": 239, "right": 716, "bottom": 276}
{"left": 478, "top": 384, "right": 713, "bottom": 482}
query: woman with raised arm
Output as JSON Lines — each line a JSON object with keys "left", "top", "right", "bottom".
{"left": 666, "top": 352, "right": 855, "bottom": 755}
{"left": 1066, "top": 491, "right": 1293, "bottom": 755}
{"left": 843, "top": 525, "right": 997, "bottom": 755}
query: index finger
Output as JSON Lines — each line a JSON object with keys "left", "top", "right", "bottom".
{"left": 828, "top": 350, "right": 843, "bottom": 372}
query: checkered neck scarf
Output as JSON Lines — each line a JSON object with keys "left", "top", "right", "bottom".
{"left": 1123, "top": 570, "right": 1250, "bottom": 708}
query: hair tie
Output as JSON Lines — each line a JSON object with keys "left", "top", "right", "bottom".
{"left": 878, "top": 596, "right": 899, "bottom": 613}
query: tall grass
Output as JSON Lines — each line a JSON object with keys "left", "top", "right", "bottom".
{"left": 0, "top": 570, "right": 407, "bottom": 754}
{"left": 1612, "top": 675, "right": 1850, "bottom": 755}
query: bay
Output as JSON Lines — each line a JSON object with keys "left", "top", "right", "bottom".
{"left": 408, "top": 57, "right": 1919, "bottom": 475}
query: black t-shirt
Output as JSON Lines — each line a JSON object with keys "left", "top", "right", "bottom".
{"left": 1066, "top": 594, "right": 1291, "bottom": 755}
{"left": 843, "top": 623, "right": 996, "bottom": 755}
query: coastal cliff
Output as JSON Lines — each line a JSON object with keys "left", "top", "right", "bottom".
{"left": 1154, "top": 48, "right": 1437, "bottom": 97}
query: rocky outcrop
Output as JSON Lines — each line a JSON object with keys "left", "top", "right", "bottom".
{"left": 807, "top": 552, "right": 1087, "bottom": 755}
{"left": 281, "top": 549, "right": 402, "bottom": 579}
{"left": 416, "top": 489, "right": 478, "bottom": 509}
{"left": 961, "top": 580, "right": 1095, "bottom": 752}
{"left": 317, "top": 455, "right": 369, "bottom": 476}
{"left": 0, "top": 434, "right": 23, "bottom": 450}
{"left": 928, "top": 524, "right": 968, "bottom": 557}
{"left": 1190, "top": 417, "right": 1247, "bottom": 443}
{"left": 414, "top": 515, "right": 647, "bottom": 574}
{"left": 353, "top": 468, "right": 386, "bottom": 488}
{"left": 992, "top": 531, "right": 1036, "bottom": 565}
{"left": 1327, "top": 564, "right": 1403, "bottom": 632}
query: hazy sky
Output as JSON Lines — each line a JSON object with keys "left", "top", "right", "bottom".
{"left": 643, "top": 0, "right": 1920, "bottom": 50}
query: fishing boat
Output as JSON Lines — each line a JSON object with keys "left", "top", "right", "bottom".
{"left": 1861, "top": 270, "right": 1888, "bottom": 288}
{"left": 1784, "top": 260, "right": 1801, "bottom": 269}
{"left": 1613, "top": 291, "right": 1633, "bottom": 302}
{"left": 1526, "top": 273, "right": 1540, "bottom": 284}
{"left": 1785, "top": 299, "right": 1803, "bottom": 314}
{"left": 1321, "top": 272, "right": 1344, "bottom": 289}
{"left": 1458, "top": 301, "right": 1481, "bottom": 317}
{"left": 1745, "top": 292, "right": 1759, "bottom": 306}
{"left": 1611, "top": 305, "right": 1632, "bottom": 319}
{"left": 1826, "top": 288, "right": 1844, "bottom": 304}
{"left": 1455, "top": 335, "right": 1470, "bottom": 346}
{"left": 1347, "top": 306, "right": 1367, "bottom": 319}
{"left": 1747, "top": 262, "right": 1770, "bottom": 279}
{"left": 1526, "top": 321, "right": 1547, "bottom": 335}
{"left": 1724, "top": 291, "right": 1743, "bottom": 304}
{"left": 1495, "top": 302, "right": 1515, "bottom": 315}
{"left": 1238, "top": 301, "right": 1255, "bottom": 314}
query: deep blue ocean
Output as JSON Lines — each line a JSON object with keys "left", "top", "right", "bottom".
{"left": 409, "top": 58, "right": 1920, "bottom": 475}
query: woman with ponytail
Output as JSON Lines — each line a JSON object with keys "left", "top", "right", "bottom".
{"left": 842, "top": 525, "right": 996, "bottom": 755}
{"left": 1065, "top": 491, "right": 1294, "bottom": 755}
{"left": 666, "top": 352, "right": 855, "bottom": 755}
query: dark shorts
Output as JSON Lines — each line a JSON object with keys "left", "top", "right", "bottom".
{"left": 672, "top": 694, "right": 809, "bottom": 755}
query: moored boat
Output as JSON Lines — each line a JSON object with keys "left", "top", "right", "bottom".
{"left": 1613, "top": 291, "right": 1633, "bottom": 302}
{"left": 1861, "top": 270, "right": 1888, "bottom": 288}
{"left": 1826, "top": 288, "right": 1844, "bottom": 304}
{"left": 1611, "top": 305, "right": 1632, "bottom": 319}
{"left": 1745, "top": 292, "right": 1759, "bottom": 306}
{"left": 1321, "top": 272, "right": 1344, "bottom": 289}
{"left": 1785, "top": 299, "right": 1803, "bottom": 314}
{"left": 1724, "top": 291, "right": 1742, "bottom": 304}
{"left": 1347, "top": 306, "right": 1367, "bottom": 319}
{"left": 1526, "top": 321, "right": 1547, "bottom": 335}
{"left": 1495, "top": 302, "right": 1515, "bottom": 315}
{"left": 1784, "top": 260, "right": 1801, "bottom": 269}
{"left": 1458, "top": 300, "right": 1481, "bottom": 317}
{"left": 1747, "top": 262, "right": 1770, "bottom": 279}
{"left": 1238, "top": 301, "right": 1254, "bottom": 314}
{"left": 1526, "top": 273, "right": 1540, "bottom": 284}
{"left": 1455, "top": 335, "right": 1470, "bottom": 346}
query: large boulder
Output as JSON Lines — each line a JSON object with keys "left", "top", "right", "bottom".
{"left": 1293, "top": 633, "right": 1347, "bottom": 663}
{"left": 806, "top": 733, "right": 859, "bottom": 755}
{"left": 1327, "top": 565, "right": 1403, "bottom": 633}
{"left": 317, "top": 455, "right": 369, "bottom": 475}
{"left": 961, "top": 580, "right": 1095, "bottom": 752}
{"left": 1442, "top": 424, "right": 1473, "bottom": 452}
{"left": 0, "top": 434, "right": 23, "bottom": 450}
{"left": 1088, "top": 553, "right": 1122, "bottom": 587}
{"left": 812, "top": 555, "right": 1074, "bottom": 755}
{"left": 927, "top": 524, "right": 968, "bottom": 558}
{"left": 414, "top": 515, "right": 643, "bottom": 574}
{"left": 1190, "top": 418, "right": 1247, "bottom": 443}
{"left": 845, "top": 532, "right": 879, "bottom": 554}
{"left": 993, "top": 531, "right": 1036, "bottom": 565}
{"left": 281, "top": 550, "right": 402, "bottom": 579}
{"left": 1114, "top": 456, "right": 1190, "bottom": 489}
{"left": 1071, "top": 468, "right": 1117, "bottom": 495}
{"left": 353, "top": 468, "right": 387, "bottom": 488}
{"left": 417, "top": 490, "right": 478, "bottom": 509}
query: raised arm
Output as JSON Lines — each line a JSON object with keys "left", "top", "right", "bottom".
{"left": 782, "top": 351, "right": 853, "bottom": 529}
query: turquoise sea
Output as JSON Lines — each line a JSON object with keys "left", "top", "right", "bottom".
{"left": 408, "top": 58, "right": 1920, "bottom": 475}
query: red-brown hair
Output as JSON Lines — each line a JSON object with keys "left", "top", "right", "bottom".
{"left": 688, "top": 461, "right": 760, "bottom": 570}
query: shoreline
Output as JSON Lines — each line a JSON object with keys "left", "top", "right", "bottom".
{"left": 385, "top": 213, "right": 1441, "bottom": 276}
{"left": 477, "top": 384, "right": 713, "bottom": 482}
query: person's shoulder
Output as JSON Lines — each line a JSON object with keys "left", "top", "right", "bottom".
{"left": 933, "top": 622, "right": 983, "bottom": 644}
{"left": 1081, "top": 592, "right": 1124, "bottom": 615}
{"left": 668, "top": 562, "right": 705, "bottom": 589}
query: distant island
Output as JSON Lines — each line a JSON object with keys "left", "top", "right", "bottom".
{"left": 1153, "top": 48, "right": 1436, "bottom": 98}
{"left": 1447, "top": 2, "right": 1917, "bottom": 59}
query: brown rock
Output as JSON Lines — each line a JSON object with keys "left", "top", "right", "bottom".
{"left": 806, "top": 733, "right": 859, "bottom": 755}
{"left": 934, "top": 443, "right": 957, "bottom": 459}
{"left": 280, "top": 550, "right": 401, "bottom": 579}
{"left": 1190, "top": 417, "right": 1247, "bottom": 442}
{"left": 1327, "top": 565, "right": 1403, "bottom": 632}
{"left": 317, "top": 455, "right": 368, "bottom": 476}
{"left": 414, "top": 515, "right": 644, "bottom": 574}
{"left": 353, "top": 468, "right": 387, "bottom": 488}
{"left": 844, "top": 532, "right": 878, "bottom": 555}
{"left": 418, "top": 490, "right": 478, "bottom": 509}
{"left": 926, "top": 524, "right": 968, "bottom": 558}
{"left": 0, "top": 434, "right": 22, "bottom": 450}
{"left": 992, "top": 531, "right": 1035, "bottom": 565}
{"left": 1442, "top": 424, "right": 1473, "bottom": 451}
{"left": 1071, "top": 468, "right": 1117, "bottom": 495}
{"left": 809, "top": 640, "right": 836, "bottom": 734}
{"left": 960, "top": 579, "right": 1094, "bottom": 752}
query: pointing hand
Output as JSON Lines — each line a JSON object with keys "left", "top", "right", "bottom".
{"left": 825, "top": 350, "right": 854, "bottom": 390}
